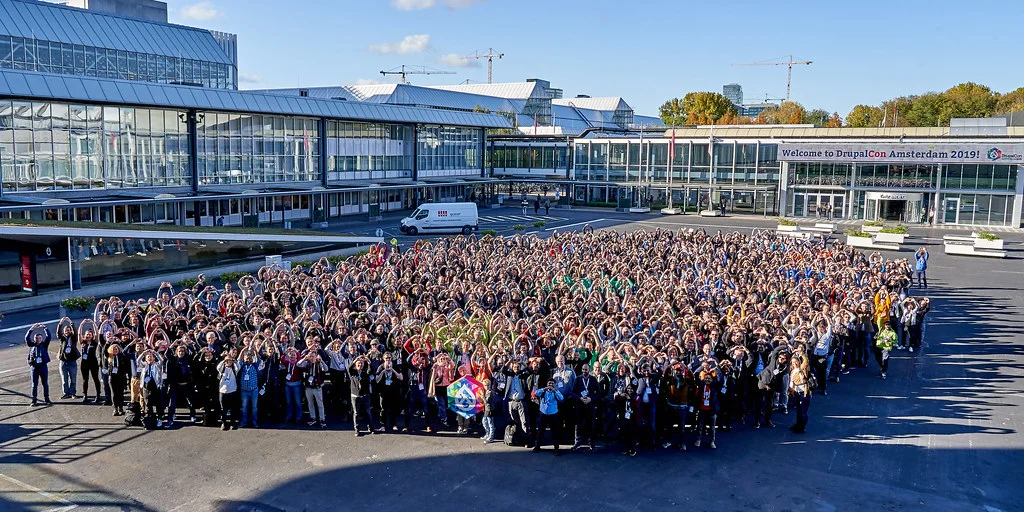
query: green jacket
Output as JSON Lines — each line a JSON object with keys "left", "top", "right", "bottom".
{"left": 876, "top": 328, "right": 897, "bottom": 351}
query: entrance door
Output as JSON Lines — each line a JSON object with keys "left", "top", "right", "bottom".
{"left": 944, "top": 198, "right": 960, "bottom": 224}
{"left": 833, "top": 196, "right": 844, "bottom": 219}
{"left": 879, "top": 200, "right": 906, "bottom": 222}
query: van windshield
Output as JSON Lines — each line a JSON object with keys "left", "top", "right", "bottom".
{"left": 414, "top": 209, "right": 429, "bottom": 220}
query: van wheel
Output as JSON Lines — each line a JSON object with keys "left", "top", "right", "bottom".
{"left": 407, "top": 226, "right": 418, "bottom": 236}
{"left": 461, "top": 226, "right": 472, "bottom": 235}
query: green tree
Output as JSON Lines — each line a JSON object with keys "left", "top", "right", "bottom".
{"left": 995, "top": 87, "right": 1024, "bottom": 115}
{"left": 880, "top": 96, "right": 915, "bottom": 127}
{"left": 904, "top": 93, "right": 948, "bottom": 127}
{"left": 940, "top": 82, "right": 997, "bottom": 120}
{"left": 659, "top": 98, "right": 687, "bottom": 126}
{"left": 846, "top": 104, "right": 884, "bottom": 127}
{"left": 803, "top": 108, "right": 831, "bottom": 125}
{"left": 472, "top": 105, "right": 491, "bottom": 114}
{"left": 681, "top": 92, "right": 738, "bottom": 124}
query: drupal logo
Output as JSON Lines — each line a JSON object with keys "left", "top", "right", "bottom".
{"left": 987, "top": 148, "right": 1002, "bottom": 161}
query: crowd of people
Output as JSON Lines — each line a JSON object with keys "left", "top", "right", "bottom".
{"left": 24, "top": 228, "right": 931, "bottom": 456}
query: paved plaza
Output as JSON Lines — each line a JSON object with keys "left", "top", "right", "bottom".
{"left": 0, "top": 210, "right": 1022, "bottom": 512}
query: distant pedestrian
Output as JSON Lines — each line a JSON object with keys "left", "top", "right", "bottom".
{"left": 521, "top": 199, "right": 529, "bottom": 216}
{"left": 544, "top": 200, "right": 550, "bottom": 216}
{"left": 533, "top": 197, "right": 540, "bottom": 216}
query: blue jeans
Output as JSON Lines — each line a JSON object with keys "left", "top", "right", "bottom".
{"left": 60, "top": 360, "right": 78, "bottom": 396}
{"left": 482, "top": 416, "right": 495, "bottom": 440}
{"left": 405, "top": 387, "right": 429, "bottom": 429}
{"left": 239, "top": 388, "right": 259, "bottom": 426}
{"left": 284, "top": 383, "right": 303, "bottom": 422}
{"left": 914, "top": 269, "right": 927, "bottom": 288}
{"left": 792, "top": 393, "right": 811, "bottom": 432}
{"left": 434, "top": 391, "right": 448, "bottom": 426}
{"left": 30, "top": 364, "right": 50, "bottom": 402}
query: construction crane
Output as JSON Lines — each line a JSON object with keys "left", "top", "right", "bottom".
{"left": 762, "top": 93, "right": 785, "bottom": 104}
{"left": 732, "top": 55, "right": 812, "bottom": 101}
{"left": 462, "top": 48, "right": 504, "bottom": 84}
{"left": 379, "top": 65, "right": 455, "bottom": 84}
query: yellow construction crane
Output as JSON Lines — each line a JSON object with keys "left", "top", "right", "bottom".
{"left": 462, "top": 48, "right": 504, "bottom": 84}
{"left": 379, "top": 65, "right": 455, "bottom": 84}
{"left": 732, "top": 56, "right": 812, "bottom": 101}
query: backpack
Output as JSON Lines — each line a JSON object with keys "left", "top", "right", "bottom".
{"left": 123, "top": 402, "right": 142, "bottom": 427}
{"left": 503, "top": 423, "right": 519, "bottom": 447}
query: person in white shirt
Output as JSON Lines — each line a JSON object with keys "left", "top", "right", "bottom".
{"left": 217, "top": 356, "right": 241, "bottom": 431}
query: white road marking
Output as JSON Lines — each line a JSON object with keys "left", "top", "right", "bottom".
{"left": 0, "top": 473, "right": 78, "bottom": 512}
{"left": 0, "top": 319, "right": 60, "bottom": 334}
{"left": 992, "top": 270, "right": 1024, "bottom": 275}
{"left": 545, "top": 219, "right": 608, "bottom": 231}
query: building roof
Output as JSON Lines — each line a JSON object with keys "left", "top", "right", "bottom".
{"left": 552, "top": 97, "right": 630, "bottom": 112}
{"left": 0, "top": 69, "right": 514, "bottom": 128}
{"left": 0, "top": 0, "right": 232, "bottom": 65}
{"left": 256, "top": 84, "right": 524, "bottom": 115}
{"left": 424, "top": 82, "right": 547, "bottom": 100}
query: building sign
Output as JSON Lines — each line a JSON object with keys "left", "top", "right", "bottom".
{"left": 779, "top": 144, "right": 1024, "bottom": 164}
{"left": 20, "top": 254, "right": 36, "bottom": 294}
{"left": 865, "top": 191, "right": 923, "bottom": 202}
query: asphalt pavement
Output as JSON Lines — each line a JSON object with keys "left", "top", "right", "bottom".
{"left": 0, "top": 210, "right": 1022, "bottom": 511}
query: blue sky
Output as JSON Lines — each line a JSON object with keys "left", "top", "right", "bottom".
{"left": 168, "top": 0, "right": 1024, "bottom": 117}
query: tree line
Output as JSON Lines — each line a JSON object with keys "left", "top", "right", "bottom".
{"left": 659, "top": 83, "right": 1024, "bottom": 128}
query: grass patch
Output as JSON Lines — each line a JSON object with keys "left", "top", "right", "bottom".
{"left": 60, "top": 296, "right": 95, "bottom": 312}
{"left": 863, "top": 220, "right": 886, "bottom": 227}
{"left": 879, "top": 225, "right": 908, "bottom": 234}
{"left": 976, "top": 231, "right": 1000, "bottom": 241}
{"left": 845, "top": 229, "right": 872, "bottom": 237}
{"left": 219, "top": 271, "right": 248, "bottom": 284}
{"left": 777, "top": 218, "right": 798, "bottom": 226}
{"left": 481, "top": 229, "right": 497, "bottom": 237}
{"left": 512, "top": 224, "right": 526, "bottom": 231}
{"left": 177, "top": 277, "right": 200, "bottom": 289}
{"left": 533, "top": 221, "right": 547, "bottom": 228}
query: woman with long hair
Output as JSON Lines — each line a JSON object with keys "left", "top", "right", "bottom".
{"left": 788, "top": 352, "right": 813, "bottom": 434}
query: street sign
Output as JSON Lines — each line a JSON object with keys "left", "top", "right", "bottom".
{"left": 375, "top": 228, "right": 384, "bottom": 237}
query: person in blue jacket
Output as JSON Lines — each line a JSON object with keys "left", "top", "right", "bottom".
{"left": 26, "top": 323, "right": 52, "bottom": 406}
{"left": 914, "top": 247, "right": 929, "bottom": 289}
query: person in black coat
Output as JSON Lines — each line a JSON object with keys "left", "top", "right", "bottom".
{"left": 165, "top": 344, "right": 196, "bottom": 426}
{"left": 106, "top": 343, "right": 132, "bottom": 416}
{"left": 694, "top": 362, "right": 721, "bottom": 449}
{"left": 26, "top": 324, "right": 52, "bottom": 406}
{"left": 756, "top": 349, "right": 791, "bottom": 429}
{"left": 571, "top": 363, "right": 601, "bottom": 450}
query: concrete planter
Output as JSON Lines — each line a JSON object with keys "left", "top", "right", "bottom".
{"left": 777, "top": 224, "right": 799, "bottom": 231}
{"left": 875, "top": 232, "right": 906, "bottom": 244}
{"left": 974, "top": 238, "right": 1004, "bottom": 250}
{"left": 862, "top": 225, "right": 884, "bottom": 233}
{"left": 847, "top": 235, "right": 874, "bottom": 248}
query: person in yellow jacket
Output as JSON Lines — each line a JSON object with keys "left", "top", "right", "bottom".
{"left": 874, "top": 321, "right": 898, "bottom": 380}
{"left": 874, "top": 289, "right": 894, "bottom": 332}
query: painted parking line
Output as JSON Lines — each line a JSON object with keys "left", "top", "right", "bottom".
{"left": 0, "top": 319, "right": 60, "bottom": 334}
{"left": 0, "top": 473, "right": 78, "bottom": 512}
{"left": 545, "top": 219, "right": 608, "bottom": 231}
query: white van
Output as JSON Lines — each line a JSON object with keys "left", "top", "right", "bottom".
{"left": 400, "top": 202, "right": 479, "bottom": 236}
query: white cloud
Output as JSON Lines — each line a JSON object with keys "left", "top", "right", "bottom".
{"left": 238, "top": 73, "right": 261, "bottom": 84}
{"left": 391, "top": 0, "right": 436, "bottom": 10}
{"left": 438, "top": 53, "right": 479, "bottom": 68}
{"left": 179, "top": 2, "right": 219, "bottom": 21}
{"left": 368, "top": 34, "right": 430, "bottom": 55}
{"left": 442, "top": 0, "right": 486, "bottom": 9}
{"left": 352, "top": 78, "right": 382, "bottom": 85}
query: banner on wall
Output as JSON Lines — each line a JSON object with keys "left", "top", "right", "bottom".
{"left": 778, "top": 144, "right": 1024, "bottom": 164}
{"left": 20, "top": 254, "right": 37, "bottom": 295}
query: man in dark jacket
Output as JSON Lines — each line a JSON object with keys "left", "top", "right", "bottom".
{"left": 503, "top": 359, "right": 533, "bottom": 445}
{"left": 26, "top": 324, "right": 52, "bottom": 406}
{"left": 694, "top": 362, "right": 721, "bottom": 449}
{"left": 571, "top": 363, "right": 601, "bottom": 451}
{"left": 57, "top": 322, "right": 81, "bottom": 399}
{"left": 349, "top": 356, "right": 376, "bottom": 436}
{"left": 165, "top": 345, "right": 197, "bottom": 427}
{"left": 756, "top": 349, "right": 790, "bottom": 428}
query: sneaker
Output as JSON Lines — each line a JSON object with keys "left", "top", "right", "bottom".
{"left": 881, "top": 373, "right": 887, "bottom": 380}
{"left": 165, "top": 420, "right": 175, "bottom": 428}
{"left": 112, "top": 409, "right": 120, "bottom": 417}
{"left": 222, "top": 423, "right": 230, "bottom": 431}
{"left": 695, "top": 439, "right": 701, "bottom": 448}
{"left": 44, "top": 400, "right": 52, "bottom": 405}
{"left": 354, "top": 432, "right": 362, "bottom": 437}
{"left": 82, "top": 397, "right": 91, "bottom": 403}
{"left": 753, "top": 423, "right": 760, "bottom": 429}
{"left": 628, "top": 450, "right": 637, "bottom": 457}
{"left": 765, "top": 421, "right": 776, "bottom": 428}
{"left": 822, "top": 389, "right": 828, "bottom": 396}
{"left": 307, "top": 421, "right": 318, "bottom": 427}
{"left": 30, "top": 401, "right": 39, "bottom": 407}
{"left": 841, "top": 369, "right": 851, "bottom": 375}
{"left": 709, "top": 442, "right": 717, "bottom": 449}
{"left": 662, "top": 442, "right": 673, "bottom": 449}
{"left": 680, "top": 443, "right": 687, "bottom": 451}
{"left": 319, "top": 422, "right": 327, "bottom": 429}
{"left": 909, "top": 347, "right": 914, "bottom": 353}
{"left": 780, "top": 406, "right": 789, "bottom": 415}
{"left": 72, "top": 395, "right": 81, "bottom": 399}
{"left": 191, "top": 416, "right": 198, "bottom": 424}
{"left": 156, "top": 419, "right": 163, "bottom": 428}
{"left": 252, "top": 423, "right": 260, "bottom": 429}
{"left": 833, "top": 376, "right": 840, "bottom": 383}
{"left": 61, "top": 394, "right": 70, "bottom": 399}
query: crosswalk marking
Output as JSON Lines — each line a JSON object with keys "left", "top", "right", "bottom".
{"left": 479, "top": 215, "right": 565, "bottom": 224}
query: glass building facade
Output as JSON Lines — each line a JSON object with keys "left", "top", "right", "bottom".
{"left": 196, "top": 112, "right": 319, "bottom": 185}
{"left": 416, "top": 125, "right": 482, "bottom": 176}
{"left": 0, "top": 35, "right": 234, "bottom": 90}
{"left": 1, "top": 99, "right": 190, "bottom": 192}
{"left": 326, "top": 120, "right": 413, "bottom": 181}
